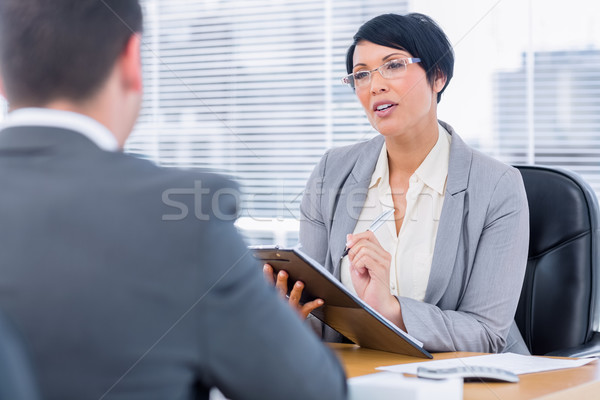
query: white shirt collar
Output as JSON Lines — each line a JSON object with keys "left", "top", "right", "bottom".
{"left": 369, "top": 140, "right": 389, "bottom": 189}
{"left": 369, "top": 122, "right": 452, "bottom": 195}
{"left": 414, "top": 123, "right": 451, "bottom": 195}
{"left": 1, "top": 108, "right": 119, "bottom": 151}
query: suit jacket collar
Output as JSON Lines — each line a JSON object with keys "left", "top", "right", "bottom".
{"left": 426, "top": 121, "right": 473, "bottom": 304}
{"left": 441, "top": 120, "right": 471, "bottom": 196}
{"left": 349, "top": 134, "right": 385, "bottom": 184}
{"left": 0, "top": 126, "right": 105, "bottom": 153}
{"left": 1, "top": 108, "right": 118, "bottom": 151}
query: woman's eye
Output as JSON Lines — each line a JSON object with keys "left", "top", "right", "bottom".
{"left": 386, "top": 60, "right": 404, "bottom": 70}
{"left": 354, "top": 71, "right": 370, "bottom": 81}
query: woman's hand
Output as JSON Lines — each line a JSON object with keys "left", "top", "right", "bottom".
{"left": 263, "top": 264, "right": 324, "bottom": 319}
{"left": 346, "top": 231, "right": 404, "bottom": 329}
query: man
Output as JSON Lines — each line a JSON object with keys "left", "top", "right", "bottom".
{"left": 0, "top": 1, "right": 347, "bottom": 399}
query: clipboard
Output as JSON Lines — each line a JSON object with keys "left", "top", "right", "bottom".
{"left": 251, "top": 245, "right": 432, "bottom": 358}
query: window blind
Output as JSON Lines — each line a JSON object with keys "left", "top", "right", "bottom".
{"left": 1, "top": 1, "right": 598, "bottom": 248}
{"left": 129, "top": 0, "right": 409, "bottom": 245}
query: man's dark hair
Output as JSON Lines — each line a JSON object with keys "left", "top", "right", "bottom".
{"left": 0, "top": 0, "right": 143, "bottom": 107}
{"left": 346, "top": 13, "right": 454, "bottom": 103}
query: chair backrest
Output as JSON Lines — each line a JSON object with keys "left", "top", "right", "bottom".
{"left": 0, "top": 311, "right": 41, "bottom": 400}
{"left": 515, "top": 165, "right": 599, "bottom": 355}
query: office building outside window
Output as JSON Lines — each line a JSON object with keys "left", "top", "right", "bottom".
{"left": 494, "top": 49, "right": 600, "bottom": 193}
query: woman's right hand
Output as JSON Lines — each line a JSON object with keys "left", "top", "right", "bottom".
{"left": 263, "top": 264, "right": 324, "bottom": 319}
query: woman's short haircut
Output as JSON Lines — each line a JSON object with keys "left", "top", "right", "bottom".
{"left": 346, "top": 13, "right": 454, "bottom": 103}
{"left": 0, "top": 0, "right": 143, "bottom": 107}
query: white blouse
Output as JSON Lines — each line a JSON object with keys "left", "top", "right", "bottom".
{"left": 340, "top": 124, "right": 451, "bottom": 302}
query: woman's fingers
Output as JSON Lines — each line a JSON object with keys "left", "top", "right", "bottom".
{"left": 346, "top": 230, "right": 378, "bottom": 248}
{"left": 262, "top": 264, "right": 275, "bottom": 285}
{"left": 352, "top": 249, "right": 389, "bottom": 271}
{"left": 262, "top": 265, "right": 324, "bottom": 320}
{"left": 347, "top": 234, "right": 392, "bottom": 294}
{"left": 300, "top": 299, "right": 324, "bottom": 319}
{"left": 275, "top": 269, "right": 289, "bottom": 298}
{"left": 349, "top": 241, "right": 390, "bottom": 269}
{"left": 290, "top": 282, "right": 325, "bottom": 318}
{"left": 288, "top": 280, "right": 304, "bottom": 306}
{"left": 353, "top": 239, "right": 387, "bottom": 257}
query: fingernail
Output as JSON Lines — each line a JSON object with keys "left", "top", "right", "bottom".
{"left": 295, "top": 281, "right": 302, "bottom": 288}
{"left": 346, "top": 234, "right": 352, "bottom": 246}
{"left": 317, "top": 299, "right": 324, "bottom": 305}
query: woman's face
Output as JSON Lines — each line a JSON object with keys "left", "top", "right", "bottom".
{"left": 352, "top": 41, "right": 445, "bottom": 141}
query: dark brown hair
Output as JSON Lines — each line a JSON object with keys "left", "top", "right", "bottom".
{"left": 346, "top": 13, "right": 454, "bottom": 103}
{"left": 0, "top": 0, "right": 143, "bottom": 107}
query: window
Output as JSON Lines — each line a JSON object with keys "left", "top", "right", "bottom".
{"left": 1, "top": 0, "right": 599, "bottom": 245}
{"left": 129, "top": 0, "right": 408, "bottom": 245}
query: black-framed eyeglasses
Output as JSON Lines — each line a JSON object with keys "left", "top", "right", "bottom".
{"left": 341, "top": 58, "right": 421, "bottom": 89}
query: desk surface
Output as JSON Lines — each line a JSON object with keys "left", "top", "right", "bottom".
{"left": 330, "top": 343, "right": 600, "bottom": 400}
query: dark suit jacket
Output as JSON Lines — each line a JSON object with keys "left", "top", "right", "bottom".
{"left": 0, "top": 126, "right": 346, "bottom": 400}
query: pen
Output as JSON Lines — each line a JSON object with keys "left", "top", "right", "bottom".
{"left": 340, "top": 208, "right": 395, "bottom": 260}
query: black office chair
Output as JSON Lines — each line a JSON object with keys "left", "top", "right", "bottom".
{"left": 0, "top": 311, "right": 41, "bottom": 400}
{"left": 515, "top": 165, "right": 600, "bottom": 356}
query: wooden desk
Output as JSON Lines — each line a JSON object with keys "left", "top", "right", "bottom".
{"left": 330, "top": 343, "right": 600, "bottom": 399}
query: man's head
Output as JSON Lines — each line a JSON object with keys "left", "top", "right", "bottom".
{"left": 0, "top": 0, "right": 143, "bottom": 144}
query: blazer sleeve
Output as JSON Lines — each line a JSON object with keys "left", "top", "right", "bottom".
{"left": 299, "top": 151, "right": 329, "bottom": 266}
{"left": 399, "top": 168, "right": 529, "bottom": 353}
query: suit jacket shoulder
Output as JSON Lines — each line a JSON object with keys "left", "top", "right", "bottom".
{"left": 441, "top": 120, "right": 521, "bottom": 196}
{"left": 315, "top": 135, "right": 384, "bottom": 184}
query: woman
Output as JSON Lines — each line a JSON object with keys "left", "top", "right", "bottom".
{"left": 266, "top": 13, "right": 529, "bottom": 354}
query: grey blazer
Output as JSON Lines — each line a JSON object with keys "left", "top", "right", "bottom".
{"left": 300, "top": 121, "right": 530, "bottom": 354}
{"left": 0, "top": 126, "right": 347, "bottom": 400}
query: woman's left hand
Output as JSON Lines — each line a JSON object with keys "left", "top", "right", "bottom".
{"left": 346, "top": 231, "right": 404, "bottom": 328}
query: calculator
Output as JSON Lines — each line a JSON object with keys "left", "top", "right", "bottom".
{"left": 417, "top": 366, "right": 520, "bottom": 383}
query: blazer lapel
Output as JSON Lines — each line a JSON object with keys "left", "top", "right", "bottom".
{"left": 424, "top": 122, "right": 472, "bottom": 305}
{"left": 328, "top": 136, "right": 384, "bottom": 278}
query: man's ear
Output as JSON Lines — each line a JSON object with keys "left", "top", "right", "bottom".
{"left": 433, "top": 70, "right": 447, "bottom": 94}
{"left": 0, "top": 76, "right": 6, "bottom": 99}
{"left": 119, "top": 33, "right": 142, "bottom": 93}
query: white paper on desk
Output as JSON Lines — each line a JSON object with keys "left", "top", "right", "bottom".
{"left": 377, "top": 353, "right": 596, "bottom": 375}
